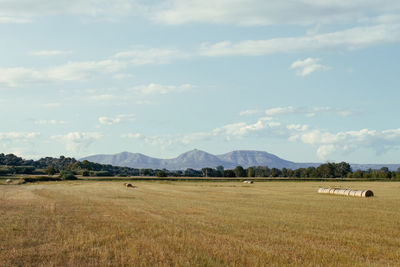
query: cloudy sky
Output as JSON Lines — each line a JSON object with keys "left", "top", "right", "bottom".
{"left": 1, "top": 0, "right": 400, "bottom": 163}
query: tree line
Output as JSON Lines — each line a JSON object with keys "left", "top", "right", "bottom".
{"left": 0, "top": 153, "right": 399, "bottom": 180}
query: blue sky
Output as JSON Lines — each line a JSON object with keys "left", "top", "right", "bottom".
{"left": 1, "top": 0, "right": 400, "bottom": 163}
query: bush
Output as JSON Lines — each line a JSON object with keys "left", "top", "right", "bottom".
{"left": 156, "top": 170, "right": 167, "bottom": 177}
{"left": 224, "top": 170, "right": 236, "bottom": 177}
{"left": 59, "top": 171, "right": 77, "bottom": 180}
{"left": 14, "top": 166, "right": 35, "bottom": 174}
{"left": 22, "top": 176, "right": 62, "bottom": 183}
{"left": 93, "top": 171, "right": 111, "bottom": 177}
{"left": 0, "top": 167, "right": 11, "bottom": 175}
{"left": 82, "top": 170, "right": 89, "bottom": 176}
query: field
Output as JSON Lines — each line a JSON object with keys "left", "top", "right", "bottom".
{"left": 1, "top": 181, "right": 399, "bottom": 266}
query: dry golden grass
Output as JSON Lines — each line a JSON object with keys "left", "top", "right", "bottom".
{"left": 1, "top": 181, "right": 400, "bottom": 266}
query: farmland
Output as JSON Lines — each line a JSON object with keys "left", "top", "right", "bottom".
{"left": 1, "top": 181, "right": 399, "bottom": 266}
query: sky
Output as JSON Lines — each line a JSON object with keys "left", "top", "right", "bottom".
{"left": 1, "top": 0, "right": 400, "bottom": 164}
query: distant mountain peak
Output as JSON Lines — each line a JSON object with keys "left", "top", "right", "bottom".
{"left": 80, "top": 149, "right": 400, "bottom": 171}
{"left": 80, "top": 149, "right": 298, "bottom": 170}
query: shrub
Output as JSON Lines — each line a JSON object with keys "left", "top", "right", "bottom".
{"left": 156, "top": 170, "right": 167, "bottom": 177}
{"left": 59, "top": 171, "right": 77, "bottom": 180}
{"left": 21, "top": 176, "right": 61, "bottom": 183}
{"left": 93, "top": 171, "right": 111, "bottom": 177}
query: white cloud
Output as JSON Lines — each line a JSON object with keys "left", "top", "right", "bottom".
{"left": 0, "top": 47, "right": 189, "bottom": 88}
{"left": 291, "top": 58, "right": 330, "bottom": 76}
{"left": 0, "top": 60, "right": 126, "bottom": 87}
{"left": 119, "top": 105, "right": 400, "bottom": 160}
{"left": 152, "top": 0, "right": 400, "bottom": 26}
{"left": 289, "top": 128, "right": 400, "bottom": 159}
{"left": 0, "top": 16, "right": 32, "bottom": 23}
{"left": 2, "top": 0, "right": 400, "bottom": 26}
{"left": 113, "top": 73, "right": 133, "bottom": 80}
{"left": 0, "top": 133, "right": 41, "bottom": 156}
{"left": 34, "top": 120, "right": 66, "bottom": 125}
{"left": 98, "top": 114, "right": 136, "bottom": 125}
{"left": 122, "top": 133, "right": 175, "bottom": 147}
{"left": 0, "top": 0, "right": 135, "bottom": 23}
{"left": 0, "top": 132, "right": 40, "bottom": 141}
{"left": 317, "top": 145, "right": 336, "bottom": 159}
{"left": 239, "top": 109, "right": 263, "bottom": 116}
{"left": 29, "top": 50, "right": 73, "bottom": 56}
{"left": 46, "top": 60, "right": 126, "bottom": 81}
{"left": 123, "top": 116, "right": 283, "bottom": 147}
{"left": 265, "top": 106, "right": 297, "bottom": 116}
{"left": 264, "top": 106, "right": 358, "bottom": 117}
{"left": 132, "top": 83, "right": 194, "bottom": 95}
{"left": 211, "top": 117, "right": 277, "bottom": 139}
{"left": 113, "top": 47, "right": 188, "bottom": 65}
{"left": 287, "top": 124, "right": 309, "bottom": 132}
{"left": 200, "top": 23, "right": 400, "bottom": 56}
{"left": 6, "top": 148, "right": 41, "bottom": 160}
{"left": 121, "top": 133, "right": 143, "bottom": 139}
{"left": 51, "top": 132, "right": 102, "bottom": 152}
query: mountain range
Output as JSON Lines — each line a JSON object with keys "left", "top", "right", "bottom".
{"left": 80, "top": 149, "right": 400, "bottom": 171}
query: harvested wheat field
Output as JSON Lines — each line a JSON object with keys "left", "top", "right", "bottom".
{"left": 1, "top": 181, "right": 400, "bottom": 266}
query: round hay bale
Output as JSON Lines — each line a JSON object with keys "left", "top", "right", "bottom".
{"left": 334, "top": 189, "right": 344, "bottom": 195}
{"left": 344, "top": 189, "right": 352, "bottom": 196}
{"left": 354, "top": 190, "right": 364, "bottom": 197}
{"left": 318, "top": 187, "right": 374, "bottom": 197}
{"left": 6, "top": 179, "right": 12, "bottom": 184}
{"left": 336, "top": 189, "right": 344, "bottom": 195}
{"left": 362, "top": 190, "right": 374, "bottom": 197}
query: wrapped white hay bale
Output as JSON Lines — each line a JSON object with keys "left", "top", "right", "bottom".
{"left": 318, "top": 188, "right": 373, "bottom": 197}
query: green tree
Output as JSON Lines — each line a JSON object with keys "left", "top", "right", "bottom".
{"left": 281, "top": 168, "right": 288, "bottom": 177}
{"left": 379, "top": 167, "right": 391, "bottom": 179}
{"left": 156, "top": 170, "right": 167, "bottom": 177}
{"left": 223, "top": 170, "right": 236, "bottom": 177}
{"left": 45, "top": 165, "right": 57, "bottom": 176}
{"left": 317, "top": 163, "right": 335, "bottom": 178}
{"left": 216, "top": 165, "right": 224, "bottom": 177}
{"left": 202, "top": 168, "right": 213, "bottom": 177}
{"left": 336, "top": 162, "right": 352, "bottom": 177}
{"left": 247, "top": 167, "right": 255, "bottom": 177}
{"left": 270, "top": 168, "right": 281, "bottom": 177}
{"left": 233, "top": 166, "right": 246, "bottom": 177}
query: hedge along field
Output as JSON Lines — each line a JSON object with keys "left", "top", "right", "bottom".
{"left": 0, "top": 181, "right": 399, "bottom": 266}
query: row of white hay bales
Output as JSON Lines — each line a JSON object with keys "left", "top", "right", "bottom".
{"left": 318, "top": 188, "right": 374, "bottom": 197}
